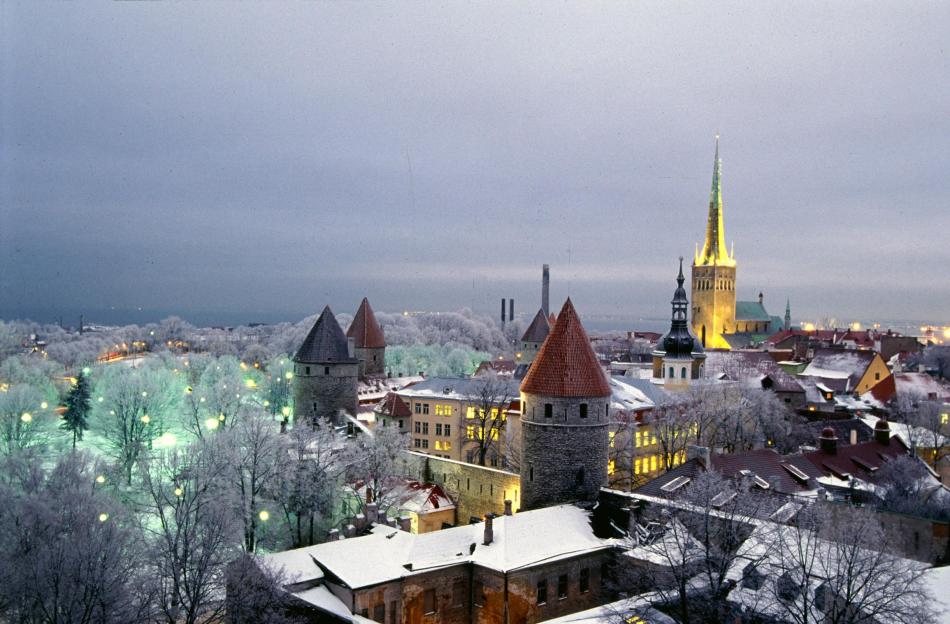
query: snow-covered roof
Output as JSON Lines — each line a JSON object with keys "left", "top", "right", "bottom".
{"left": 609, "top": 376, "right": 655, "bottom": 413}
{"left": 538, "top": 597, "right": 677, "bottom": 624}
{"left": 858, "top": 415, "right": 949, "bottom": 449}
{"left": 350, "top": 479, "right": 455, "bottom": 515}
{"left": 894, "top": 373, "right": 950, "bottom": 401}
{"left": 395, "top": 377, "right": 521, "bottom": 402}
{"left": 923, "top": 565, "right": 950, "bottom": 624}
{"left": 291, "top": 585, "right": 353, "bottom": 620}
{"left": 290, "top": 504, "right": 615, "bottom": 589}
{"left": 259, "top": 548, "right": 325, "bottom": 586}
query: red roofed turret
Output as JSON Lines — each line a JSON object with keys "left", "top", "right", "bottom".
{"left": 521, "top": 299, "right": 610, "bottom": 398}
{"left": 347, "top": 298, "right": 386, "bottom": 377}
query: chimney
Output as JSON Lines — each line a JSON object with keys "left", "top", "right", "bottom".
{"left": 849, "top": 429, "right": 858, "bottom": 446}
{"left": 327, "top": 528, "right": 340, "bottom": 541}
{"left": 686, "top": 445, "right": 711, "bottom": 469}
{"left": 483, "top": 514, "right": 494, "bottom": 545}
{"left": 365, "top": 487, "right": 374, "bottom": 504}
{"left": 503, "top": 500, "right": 513, "bottom": 516}
{"left": 501, "top": 298, "right": 506, "bottom": 326}
{"left": 542, "top": 264, "right": 550, "bottom": 317}
{"left": 818, "top": 427, "right": 838, "bottom": 454}
{"left": 79, "top": 315, "right": 84, "bottom": 335}
{"left": 509, "top": 298, "right": 514, "bottom": 323}
{"left": 355, "top": 513, "right": 366, "bottom": 531}
{"left": 874, "top": 419, "right": 891, "bottom": 445}
{"left": 365, "top": 503, "right": 378, "bottom": 525}
{"left": 344, "top": 523, "right": 356, "bottom": 538}
{"left": 347, "top": 336, "right": 355, "bottom": 358}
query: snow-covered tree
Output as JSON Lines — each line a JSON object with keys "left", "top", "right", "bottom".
{"left": 0, "top": 384, "right": 57, "bottom": 456}
{"left": 461, "top": 376, "right": 515, "bottom": 466}
{"left": 62, "top": 370, "right": 93, "bottom": 448}
{"left": 353, "top": 423, "right": 409, "bottom": 516}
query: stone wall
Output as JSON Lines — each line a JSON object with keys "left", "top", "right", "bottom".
{"left": 397, "top": 451, "right": 522, "bottom": 521}
{"left": 293, "top": 361, "right": 358, "bottom": 425}
{"left": 356, "top": 346, "right": 386, "bottom": 377}
{"left": 520, "top": 392, "right": 609, "bottom": 510}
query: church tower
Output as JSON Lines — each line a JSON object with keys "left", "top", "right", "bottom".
{"left": 691, "top": 136, "right": 736, "bottom": 349}
{"left": 520, "top": 299, "right": 611, "bottom": 510}
{"left": 784, "top": 299, "right": 792, "bottom": 331}
{"left": 654, "top": 258, "right": 706, "bottom": 388}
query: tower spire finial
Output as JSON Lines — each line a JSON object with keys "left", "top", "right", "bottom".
{"left": 697, "top": 135, "right": 734, "bottom": 267}
{"left": 677, "top": 256, "right": 685, "bottom": 286}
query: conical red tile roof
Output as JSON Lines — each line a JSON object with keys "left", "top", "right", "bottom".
{"left": 347, "top": 298, "right": 386, "bottom": 348}
{"left": 520, "top": 299, "right": 610, "bottom": 397}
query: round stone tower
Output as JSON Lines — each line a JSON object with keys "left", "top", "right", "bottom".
{"left": 293, "top": 305, "right": 359, "bottom": 426}
{"left": 346, "top": 297, "right": 386, "bottom": 378}
{"left": 519, "top": 298, "right": 611, "bottom": 510}
{"left": 517, "top": 308, "right": 550, "bottom": 364}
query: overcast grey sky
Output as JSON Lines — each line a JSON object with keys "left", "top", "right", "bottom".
{"left": 2, "top": 2, "right": 948, "bottom": 327}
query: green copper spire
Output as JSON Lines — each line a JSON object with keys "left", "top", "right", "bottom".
{"left": 695, "top": 135, "right": 735, "bottom": 267}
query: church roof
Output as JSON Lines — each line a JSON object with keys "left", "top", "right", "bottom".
{"left": 347, "top": 298, "right": 386, "bottom": 348}
{"left": 695, "top": 136, "right": 735, "bottom": 268}
{"left": 294, "top": 306, "right": 356, "bottom": 364}
{"left": 520, "top": 309, "right": 551, "bottom": 343}
{"left": 735, "top": 300, "right": 771, "bottom": 322}
{"left": 520, "top": 299, "right": 610, "bottom": 398}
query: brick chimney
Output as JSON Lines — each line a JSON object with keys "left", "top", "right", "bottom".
{"left": 874, "top": 419, "right": 891, "bottom": 445}
{"left": 849, "top": 428, "right": 858, "bottom": 446}
{"left": 483, "top": 514, "right": 494, "bottom": 545}
{"left": 686, "top": 445, "right": 711, "bottom": 469}
{"left": 366, "top": 503, "right": 378, "bottom": 525}
{"left": 503, "top": 500, "right": 513, "bottom": 516}
{"left": 819, "top": 427, "right": 838, "bottom": 454}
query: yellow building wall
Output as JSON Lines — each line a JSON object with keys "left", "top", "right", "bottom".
{"left": 856, "top": 354, "right": 891, "bottom": 395}
{"left": 691, "top": 264, "right": 736, "bottom": 349}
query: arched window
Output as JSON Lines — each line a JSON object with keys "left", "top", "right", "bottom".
{"left": 681, "top": 367, "right": 687, "bottom": 379}
{"left": 669, "top": 366, "right": 674, "bottom": 378}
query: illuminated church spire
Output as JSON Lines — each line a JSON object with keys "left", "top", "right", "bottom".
{"left": 695, "top": 135, "right": 735, "bottom": 267}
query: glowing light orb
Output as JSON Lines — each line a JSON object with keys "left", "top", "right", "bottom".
{"left": 281, "top": 406, "right": 291, "bottom": 417}
{"left": 205, "top": 418, "right": 219, "bottom": 430}
{"left": 259, "top": 510, "right": 270, "bottom": 522}
{"left": 218, "top": 414, "right": 225, "bottom": 422}
{"left": 174, "top": 487, "right": 183, "bottom": 497}
{"left": 284, "top": 371, "right": 293, "bottom": 380}
{"left": 96, "top": 475, "right": 106, "bottom": 484}
{"left": 98, "top": 513, "right": 109, "bottom": 522}
{"left": 20, "top": 412, "right": 32, "bottom": 423}
{"left": 140, "top": 414, "right": 151, "bottom": 424}
{"left": 40, "top": 401, "right": 48, "bottom": 409}
{"left": 157, "top": 432, "right": 176, "bottom": 447}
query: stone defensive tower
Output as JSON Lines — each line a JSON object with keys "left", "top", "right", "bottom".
{"left": 293, "top": 306, "right": 358, "bottom": 425}
{"left": 518, "top": 308, "right": 550, "bottom": 364}
{"left": 691, "top": 136, "right": 736, "bottom": 349}
{"left": 519, "top": 299, "right": 611, "bottom": 510}
{"left": 653, "top": 258, "right": 706, "bottom": 389}
{"left": 346, "top": 297, "right": 386, "bottom": 378}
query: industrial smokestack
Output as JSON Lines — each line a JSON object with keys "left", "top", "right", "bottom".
{"left": 79, "top": 315, "right": 84, "bottom": 335}
{"left": 542, "top": 264, "right": 550, "bottom": 317}
{"left": 501, "top": 298, "right": 506, "bottom": 326}
{"left": 509, "top": 299, "right": 514, "bottom": 323}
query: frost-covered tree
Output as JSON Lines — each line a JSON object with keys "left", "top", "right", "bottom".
{"left": 0, "top": 452, "right": 151, "bottom": 623}
{"left": 225, "top": 412, "right": 283, "bottom": 552}
{"left": 462, "top": 376, "right": 515, "bottom": 466}
{"left": 140, "top": 441, "right": 237, "bottom": 624}
{"left": 95, "top": 363, "right": 180, "bottom": 484}
{"left": 0, "top": 384, "right": 57, "bottom": 456}
{"left": 353, "top": 423, "right": 409, "bottom": 516}
{"left": 273, "top": 421, "right": 352, "bottom": 548}
{"left": 62, "top": 370, "right": 93, "bottom": 448}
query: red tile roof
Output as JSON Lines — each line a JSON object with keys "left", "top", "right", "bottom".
{"left": 520, "top": 299, "right": 610, "bottom": 398}
{"left": 347, "top": 297, "right": 386, "bottom": 349}
{"left": 865, "top": 374, "right": 897, "bottom": 403}
{"left": 376, "top": 392, "right": 411, "bottom": 418}
{"left": 548, "top": 313, "right": 558, "bottom": 326}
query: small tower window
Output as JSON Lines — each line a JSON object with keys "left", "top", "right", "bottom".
{"left": 579, "top": 403, "right": 588, "bottom": 418}
{"left": 544, "top": 403, "right": 552, "bottom": 418}
{"left": 324, "top": 366, "right": 330, "bottom": 375}
{"left": 305, "top": 366, "right": 311, "bottom": 375}
{"left": 529, "top": 464, "right": 534, "bottom": 481}
{"left": 681, "top": 367, "right": 687, "bottom": 379}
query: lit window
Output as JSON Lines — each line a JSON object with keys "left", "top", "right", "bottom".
{"left": 434, "top": 441, "right": 442, "bottom": 450}
{"left": 635, "top": 431, "right": 642, "bottom": 448}
{"left": 443, "top": 441, "right": 451, "bottom": 450}
{"left": 650, "top": 455, "right": 658, "bottom": 472}
{"left": 609, "top": 432, "right": 616, "bottom": 448}
{"left": 634, "top": 459, "right": 641, "bottom": 475}
{"left": 608, "top": 460, "right": 616, "bottom": 476}
{"left": 466, "top": 407, "right": 475, "bottom": 419}
{"left": 467, "top": 425, "right": 475, "bottom": 439}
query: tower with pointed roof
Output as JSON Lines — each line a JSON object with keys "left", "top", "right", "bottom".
{"left": 691, "top": 136, "right": 737, "bottom": 349}
{"left": 653, "top": 259, "right": 706, "bottom": 388}
{"left": 518, "top": 308, "right": 551, "bottom": 364}
{"left": 519, "top": 299, "right": 611, "bottom": 510}
{"left": 293, "top": 306, "right": 359, "bottom": 425}
{"left": 347, "top": 297, "right": 386, "bottom": 378}
{"left": 784, "top": 299, "right": 792, "bottom": 331}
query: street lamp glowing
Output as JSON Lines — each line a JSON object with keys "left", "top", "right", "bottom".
{"left": 20, "top": 412, "right": 32, "bottom": 423}
{"left": 140, "top": 414, "right": 151, "bottom": 424}
{"left": 218, "top": 414, "right": 225, "bottom": 422}
{"left": 82, "top": 367, "right": 91, "bottom": 375}
{"left": 157, "top": 432, "right": 176, "bottom": 447}
{"left": 98, "top": 513, "right": 109, "bottom": 522}
{"left": 98, "top": 396, "right": 104, "bottom": 402}
{"left": 284, "top": 371, "right": 293, "bottom": 380}
{"left": 263, "top": 400, "right": 270, "bottom": 407}
{"left": 174, "top": 487, "right": 183, "bottom": 497}
{"left": 281, "top": 406, "right": 291, "bottom": 417}
{"left": 141, "top": 391, "right": 148, "bottom": 397}
{"left": 259, "top": 510, "right": 270, "bottom": 522}
{"left": 40, "top": 401, "right": 48, "bottom": 409}
{"left": 96, "top": 475, "right": 106, "bottom": 484}
{"left": 205, "top": 418, "right": 219, "bottom": 430}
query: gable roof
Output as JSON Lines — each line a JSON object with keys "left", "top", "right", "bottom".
{"left": 521, "top": 299, "right": 610, "bottom": 398}
{"left": 704, "top": 351, "right": 804, "bottom": 393}
{"left": 375, "top": 392, "right": 411, "bottom": 418}
{"left": 346, "top": 297, "right": 386, "bottom": 349}
{"left": 735, "top": 300, "right": 771, "bottom": 322}
{"left": 520, "top": 308, "right": 551, "bottom": 343}
{"left": 802, "top": 348, "right": 876, "bottom": 385}
{"left": 294, "top": 306, "right": 356, "bottom": 364}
